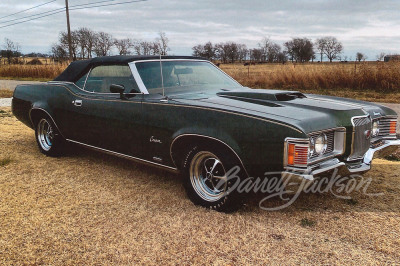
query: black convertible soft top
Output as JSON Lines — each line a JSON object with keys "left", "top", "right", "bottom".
{"left": 53, "top": 55, "right": 204, "bottom": 82}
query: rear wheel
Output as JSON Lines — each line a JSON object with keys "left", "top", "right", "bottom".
{"left": 35, "top": 117, "right": 65, "bottom": 156}
{"left": 182, "top": 145, "right": 246, "bottom": 212}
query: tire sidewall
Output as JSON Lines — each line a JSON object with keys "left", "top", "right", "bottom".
{"left": 182, "top": 144, "right": 246, "bottom": 212}
{"left": 35, "top": 116, "right": 63, "bottom": 156}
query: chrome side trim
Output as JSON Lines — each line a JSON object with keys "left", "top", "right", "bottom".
{"left": 170, "top": 133, "right": 249, "bottom": 178}
{"left": 29, "top": 107, "right": 66, "bottom": 139}
{"left": 48, "top": 80, "right": 144, "bottom": 96}
{"left": 66, "top": 139, "right": 179, "bottom": 173}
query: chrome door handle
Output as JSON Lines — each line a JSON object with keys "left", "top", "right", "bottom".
{"left": 72, "top": 99, "right": 82, "bottom": 106}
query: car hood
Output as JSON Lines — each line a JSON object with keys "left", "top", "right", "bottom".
{"left": 169, "top": 88, "right": 397, "bottom": 134}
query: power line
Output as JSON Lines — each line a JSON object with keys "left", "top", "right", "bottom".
{"left": 0, "top": 0, "right": 56, "bottom": 20}
{"left": 0, "top": 7, "right": 65, "bottom": 24}
{"left": 70, "top": 0, "right": 146, "bottom": 11}
{"left": 70, "top": 0, "right": 117, "bottom": 9}
{"left": 0, "top": 0, "right": 117, "bottom": 24}
{"left": 0, "top": 0, "right": 146, "bottom": 27}
{"left": 0, "top": 10, "right": 65, "bottom": 29}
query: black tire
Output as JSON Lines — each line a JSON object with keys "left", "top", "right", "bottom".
{"left": 34, "top": 116, "right": 65, "bottom": 156}
{"left": 182, "top": 144, "right": 247, "bottom": 212}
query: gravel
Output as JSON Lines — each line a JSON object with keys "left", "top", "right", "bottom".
{"left": 0, "top": 98, "right": 12, "bottom": 107}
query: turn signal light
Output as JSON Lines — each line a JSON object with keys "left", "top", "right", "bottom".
{"left": 288, "top": 143, "right": 295, "bottom": 165}
{"left": 389, "top": 121, "right": 397, "bottom": 134}
{"left": 287, "top": 143, "right": 308, "bottom": 166}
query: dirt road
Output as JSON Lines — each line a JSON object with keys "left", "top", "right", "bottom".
{"left": 0, "top": 79, "right": 42, "bottom": 91}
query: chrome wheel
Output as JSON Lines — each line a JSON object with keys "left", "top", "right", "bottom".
{"left": 189, "top": 151, "right": 227, "bottom": 202}
{"left": 37, "top": 118, "right": 54, "bottom": 151}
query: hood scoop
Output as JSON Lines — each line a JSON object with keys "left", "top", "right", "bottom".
{"left": 217, "top": 89, "right": 306, "bottom": 103}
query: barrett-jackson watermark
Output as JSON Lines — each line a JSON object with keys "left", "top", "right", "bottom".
{"left": 216, "top": 166, "right": 383, "bottom": 211}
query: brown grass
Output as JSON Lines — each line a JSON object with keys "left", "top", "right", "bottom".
{"left": 0, "top": 64, "right": 66, "bottom": 80}
{"left": 222, "top": 62, "right": 400, "bottom": 103}
{"left": 0, "top": 89, "right": 14, "bottom": 98}
{"left": 1, "top": 106, "right": 400, "bottom": 264}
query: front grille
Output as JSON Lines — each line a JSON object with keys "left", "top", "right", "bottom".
{"left": 348, "top": 116, "right": 372, "bottom": 161}
{"left": 309, "top": 131, "right": 335, "bottom": 159}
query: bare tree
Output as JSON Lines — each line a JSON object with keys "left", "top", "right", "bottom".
{"left": 237, "top": 43, "right": 248, "bottom": 62}
{"left": 315, "top": 38, "right": 326, "bottom": 62}
{"left": 94, "top": 32, "right": 114, "bottom": 56}
{"left": 51, "top": 43, "right": 68, "bottom": 62}
{"left": 321, "top": 37, "right": 343, "bottom": 62}
{"left": 151, "top": 41, "right": 161, "bottom": 55}
{"left": 215, "top": 43, "right": 230, "bottom": 63}
{"left": 376, "top": 52, "right": 386, "bottom": 61}
{"left": 76, "top": 28, "right": 88, "bottom": 59}
{"left": 60, "top": 31, "right": 78, "bottom": 60}
{"left": 155, "top": 32, "right": 169, "bottom": 55}
{"left": 249, "top": 48, "right": 263, "bottom": 62}
{"left": 192, "top": 42, "right": 216, "bottom": 60}
{"left": 133, "top": 41, "right": 152, "bottom": 55}
{"left": 77, "top": 28, "right": 96, "bottom": 59}
{"left": 259, "top": 37, "right": 272, "bottom": 62}
{"left": 3, "top": 38, "right": 21, "bottom": 64}
{"left": 284, "top": 38, "right": 314, "bottom": 63}
{"left": 192, "top": 44, "right": 203, "bottom": 58}
{"left": 356, "top": 52, "right": 365, "bottom": 62}
{"left": 114, "top": 38, "right": 133, "bottom": 55}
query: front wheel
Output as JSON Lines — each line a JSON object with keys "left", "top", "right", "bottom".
{"left": 35, "top": 117, "right": 65, "bottom": 156}
{"left": 182, "top": 145, "right": 246, "bottom": 212}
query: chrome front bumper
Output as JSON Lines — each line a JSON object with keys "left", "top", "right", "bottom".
{"left": 283, "top": 139, "right": 400, "bottom": 181}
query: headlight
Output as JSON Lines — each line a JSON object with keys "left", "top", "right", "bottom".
{"left": 314, "top": 134, "right": 327, "bottom": 155}
{"left": 372, "top": 121, "right": 379, "bottom": 137}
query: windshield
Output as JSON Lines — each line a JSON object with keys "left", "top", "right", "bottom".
{"left": 134, "top": 60, "right": 242, "bottom": 94}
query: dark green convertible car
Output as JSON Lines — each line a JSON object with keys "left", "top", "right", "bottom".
{"left": 12, "top": 55, "right": 400, "bottom": 212}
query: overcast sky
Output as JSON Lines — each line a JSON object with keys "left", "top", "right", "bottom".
{"left": 0, "top": 0, "right": 399, "bottom": 60}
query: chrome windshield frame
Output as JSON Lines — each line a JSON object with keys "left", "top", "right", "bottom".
{"left": 128, "top": 59, "right": 242, "bottom": 95}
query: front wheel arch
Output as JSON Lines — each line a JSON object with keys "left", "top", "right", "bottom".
{"left": 170, "top": 134, "right": 248, "bottom": 177}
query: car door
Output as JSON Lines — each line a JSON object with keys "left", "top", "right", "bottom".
{"left": 63, "top": 64, "right": 144, "bottom": 157}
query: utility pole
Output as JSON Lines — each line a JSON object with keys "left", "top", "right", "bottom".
{"left": 65, "top": 0, "right": 73, "bottom": 61}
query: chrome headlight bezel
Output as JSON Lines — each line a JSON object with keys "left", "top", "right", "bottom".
{"left": 308, "top": 137, "right": 315, "bottom": 158}
{"left": 372, "top": 120, "right": 379, "bottom": 137}
{"left": 314, "top": 133, "right": 328, "bottom": 155}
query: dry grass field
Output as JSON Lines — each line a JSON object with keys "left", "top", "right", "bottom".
{"left": 0, "top": 89, "right": 13, "bottom": 98}
{"left": 0, "top": 63, "right": 66, "bottom": 81}
{"left": 1, "top": 106, "right": 400, "bottom": 264}
{"left": 222, "top": 62, "right": 400, "bottom": 103}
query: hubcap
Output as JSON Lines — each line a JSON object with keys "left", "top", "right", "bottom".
{"left": 37, "top": 119, "right": 54, "bottom": 151}
{"left": 189, "top": 151, "right": 227, "bottom": 202}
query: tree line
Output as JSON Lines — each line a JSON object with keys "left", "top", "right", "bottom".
{"left": 0, "top": 34, "right": 393, "bottom": 65}
{"left": 51, "top": 28, "right": 170, "bottom": 62}
{"left": 193, "top": 36, "right": 348, "bottom": 63}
